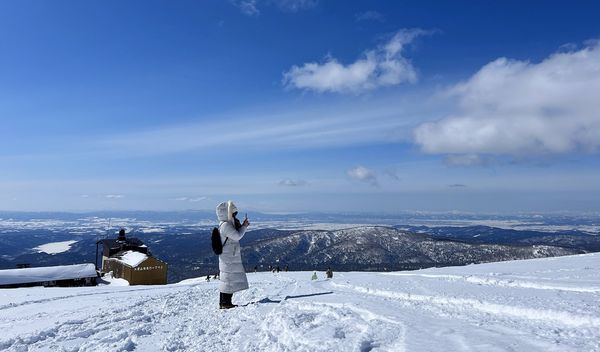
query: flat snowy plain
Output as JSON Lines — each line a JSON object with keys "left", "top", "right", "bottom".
{"left": 1, "top": 253, "right": 599, "bottom": 352}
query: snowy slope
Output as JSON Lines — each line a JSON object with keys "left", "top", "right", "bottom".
{"left": 1, "top": 253, "right": 599, "bottom": 352}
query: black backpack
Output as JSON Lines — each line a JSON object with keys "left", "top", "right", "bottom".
{"left": 211, "top": 226, "right": 228, "bottom": 255}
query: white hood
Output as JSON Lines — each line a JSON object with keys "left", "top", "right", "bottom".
{"left": 216, "top": 201, "right": 237, "bottom": 222}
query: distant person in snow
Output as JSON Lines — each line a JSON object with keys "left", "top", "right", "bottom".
{"left": 326, "top": 267, "right": 333, "bottom": 279}
{"left": 206, "top": 275, "right": 210, "bottom": 282}
{"left": 216, "top": 201, "right": 250, "bottom": 309}
{"left": 311, "top": 271, "right": 318, "bottom": 280}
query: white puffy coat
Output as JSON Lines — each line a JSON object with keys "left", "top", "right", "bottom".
{"left": 216, "top": 201, "right": 249, "bottom": 294}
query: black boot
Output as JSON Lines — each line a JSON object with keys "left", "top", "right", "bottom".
{"left": 219, "top": 292, "right": 226, "bottom": 308}
{"left": 226, "top": 293, "right": 237, "bottom": 308}
{"left": 220, "top": 293, "right": 237, "bottom": 309}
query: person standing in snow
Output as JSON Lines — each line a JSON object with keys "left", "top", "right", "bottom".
{"left": 216, "top": 201, "right": 249, "bottom": 309}
{"left": 311, "top": 271, "right": 318, "bottom": 280}
{"left": 326, "top": 267, "right": 333, "bottom": 279}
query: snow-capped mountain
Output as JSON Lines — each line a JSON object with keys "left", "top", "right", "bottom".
{"left": 1, "top": 253, "right": 599, "bottom": 351}
{"left": 241, "top": 226, "right": 579, "bottom": 271}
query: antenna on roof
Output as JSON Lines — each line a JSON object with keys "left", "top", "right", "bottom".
{"left": 95, "top": 217, "right": 113, "bottom": 272}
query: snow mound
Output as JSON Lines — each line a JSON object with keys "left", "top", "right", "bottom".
{"left": 1, "top": 253, "right": 599, "bottom": 351}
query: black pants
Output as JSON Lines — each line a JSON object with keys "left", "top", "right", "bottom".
{"left": 220, "top": 292, "right": 233, "bottom": 305}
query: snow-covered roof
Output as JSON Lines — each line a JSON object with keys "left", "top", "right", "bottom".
{"left": 111, "top": 250, "right": 149, "bottom": 267}
{"left": 0, "top": 263, "right": 97, "bottom": 286}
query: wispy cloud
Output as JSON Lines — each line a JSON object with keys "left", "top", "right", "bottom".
{"left": 283, "top": 29, "right": 430, "bottom": 93}
{"left": 232, "top": 0, "right": 317, "bottom": 16}
{"left": 355, "top": 10, "right": 385, "bottom": 22}
{"left": 172, "top": 196, "right": 209, "bottom": 202}
{"left": 414, "top": 40, "right": 600, "bottom": 157}
{"left": 274, "top": 0, "right": 318, "bottom": 12}
{"left": 105, "top": 194, "right": 124, "bottom": 199}
{"left": 383, "top": 169, "right": 401, "bottom": 181}
{"left": 347, "top": 166, "right": 378, "bottom": 186}
{"left": 444, "top": 154, "right": 491, "bottom": 167}
{"left": 97, "top": 97, "right": 431, "bottom": 157}
{"left": 232, "top": 0, "right": 260, "bottom": 16}
{"left": 448, "top": 183, "right": 467, "bottom": 188}
{"left": 278, "top": 178, "right": 308, "bottom": 186}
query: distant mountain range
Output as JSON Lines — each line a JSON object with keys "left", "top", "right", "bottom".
{"left": 399, "top": 225, "right": 600, "bottom": 251}
{"left": 240, "top": 226, "right": 580, "bottom": 272}
{"left": 2, "top": 222, "right": 599, "bottom": 283}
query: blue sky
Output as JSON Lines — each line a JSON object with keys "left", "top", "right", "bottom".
{"left": 1, "top": 0, "right": 600, "bottom": 213}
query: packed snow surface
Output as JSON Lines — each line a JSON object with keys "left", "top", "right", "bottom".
{"left": 1, "top": 254, "right": 599, "bottom": 351}
{"left": 0, "top": 264, "right": 97, "bottom": 286}
{"left": 33, "top": 240, "right": 78, "bottom": 254}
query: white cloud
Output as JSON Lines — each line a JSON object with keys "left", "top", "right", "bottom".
{"left": 283, "top": 29, "right": 428, "bottom": 93}
{"left": 444, "top": 154, "right": 490, "bottom": 167}
{"left": 355, "top": 10, "right": 385, "bottom": 22}
{"left": 98, "top": 96, "right": 430, "bottom": 156}
{"left": 233, "top": 0, "right": 260, "bottom": 16}
{"left": 232, "top": 0, "right": 317, "bottom": 16}
{"left": 347, "top": 166, "right": 378, "bottom": 186}
{"left": 278, "top": 178, "right": 307, "bottom": 186}
{"left": 414, "top": 41, "right": 600, "bottom": 157}
{"left": 172, "top": 196, "right": 208, "bottom": 202}
{"left": 273, "top": 0, "right": 318, "bottom": 12}
{"left": 383, "top": 169, "right": 401, "bottom": 181}
{"left": 105, "top": 194, "right": 124, "bottom": 199}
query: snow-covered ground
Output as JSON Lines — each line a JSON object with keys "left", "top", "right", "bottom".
{"left": 33, "top": 241, "right": 78, "bottom": 254}
{"left": 1, "top": 253, "right": 599, "bottom": 351}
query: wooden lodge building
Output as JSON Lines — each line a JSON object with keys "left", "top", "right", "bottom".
{"left": 99, "top": 229, "right": 168, "bottom": 285}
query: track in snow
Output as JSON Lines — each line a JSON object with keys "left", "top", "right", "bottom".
{"left": 1, "top": 253, "right": 599, "bottom": 351}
